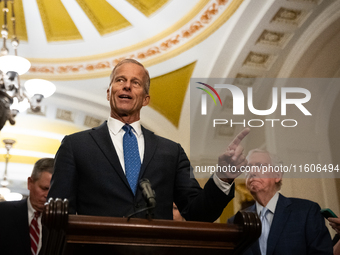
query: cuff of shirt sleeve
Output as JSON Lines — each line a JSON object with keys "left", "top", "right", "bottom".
{"left": 213, "top": 173, "right": 233, "bottom": 195}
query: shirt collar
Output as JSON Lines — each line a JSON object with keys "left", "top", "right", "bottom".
{"left": 27, "top": 196, "right": 34, "bottom": 215}
{"left": 107, "top": 117, "right": 142, "bottom": 137}
{"left": 256, "top": 192, "right": 279, "bottom": 216}
{"left": 27, "top": 197, "right": 41, "bottom": 221}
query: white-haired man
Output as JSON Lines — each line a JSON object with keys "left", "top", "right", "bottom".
{"left": 228, "top": 149, "right": 333, "bottom": 255}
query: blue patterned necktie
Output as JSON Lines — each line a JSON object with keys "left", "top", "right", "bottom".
{"left": 259, "top": 207, "right": 270, "bottom": 255}
{"left": 122, "top": 124, "right": 141, "bottom": 195}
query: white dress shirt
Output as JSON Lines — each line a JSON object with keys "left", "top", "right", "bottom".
{"left": 256, "top": 191, "right": 280, "bottom": 227}
{"left": 107, "top": 117, "right": 144, "bottom": 173}
{"left": 107, "top": 117, "right": 232, "bottom": 194}
{"left": 27, "top": 197, "right": 42, "bottom": 254}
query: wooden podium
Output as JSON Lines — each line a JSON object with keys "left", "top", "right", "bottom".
{"left": 42, "top": 199, "right": 261, "bottom": 255}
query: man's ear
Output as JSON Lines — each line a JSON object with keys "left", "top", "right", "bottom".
{"left": 107, "top": 87, "right": 110, "bottom": 101}
{"left": 274, "top": 174, "right": 282, "bottom": 184}
{"left": 143, "top": 94, "right": 150, "bottom": 106}
{"left": 27, "top": 177, "right": 32, "bottom": 191}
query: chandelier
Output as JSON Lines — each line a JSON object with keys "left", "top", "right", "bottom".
{"left": 0, "top": 138, "right": 23, "bottom": 201}
{"left": 0, "top": 0, "right": 55, "bottom": 131}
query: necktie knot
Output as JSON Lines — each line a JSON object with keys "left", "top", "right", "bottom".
{"left": 122, "top": 124, "right": 134, "bottom": 136}
{"left": 122, "top": 124, "right": 132, "bottom": 133}
{"left": 34, "top": 211, "right": 41, "bottom": 219}
{"left": 261, "top": 207, "right": 269, "bottom": 220}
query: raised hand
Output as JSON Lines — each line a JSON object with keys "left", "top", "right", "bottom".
{"left": 217, "top": 128, "right": 250, "bottom": 182}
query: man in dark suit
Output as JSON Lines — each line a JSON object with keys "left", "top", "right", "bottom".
{"left": 0, "top": 158, "right": 54, "bottom": 255}
{"left": 48, "top": 58, "right": 250, "bottom": 221}
{"left": 228, "top": 149, "right": 333, "bottom": 254}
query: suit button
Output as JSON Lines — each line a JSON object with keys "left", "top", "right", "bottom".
{"left": 135, "top": 203, "right": 140, "bottom": 208}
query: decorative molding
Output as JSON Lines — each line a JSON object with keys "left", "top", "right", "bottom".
{"left": 126, "top": 0, "right": 169, "bottom": 17}
{"left": 25, "top": 0, "right": 244, "bottom": 80}
{"left": 84, "top": 116, "right": 102, "bottom": 128}
{"left": 27, "top": 106, "right": 46, "bottom": 116}
{"left": 75, "top": 0, "right": 131, "bottom": 35}
{"left": 36, "top": 0, "right": 82, "bottom": 42}
{"left": 256, "top": 30, "right": 293, "bottom": 48}
{"left": 0, "top": 0, "right": 28, "bottom": 41}
{"left": 142, "top": 0, "right": 244, "bottom": 67}
{"left": 234, "top": 73, "right": 258, "bottom": 87}
{"left": 56, "top": 109, "right": 74, "bottom": 122}
{"left": 243, "top": 52, "right": 276, "bottom": 70}
{"left": 271, "top": 7, "right": 309, "bottom": 27}
{"left": 13, "top": 0, "right": 28, "bottom": 41}
{"left": 27, "top": 0, "right": 211, "bottom": 63}
{"left": 215, "top": 124, "right": 235, "bottom": 137}
{"left": 287, "top": 0, "right": 322, "bottom": 5}
{"left": 278, "top": 0, "right": 340, "bottom": 77}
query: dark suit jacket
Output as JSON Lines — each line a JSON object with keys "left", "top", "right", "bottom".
{"left": 228, "top": 194, "right": 333, "bottom": 255}
{"left": 0, "top": 198, "right": 46, "bottom": 255}
{"left": 333, "top": 234, "right": 340, "bottom": 246}
{"left": 48, "top": 122, "right": 233, "bottom": 221}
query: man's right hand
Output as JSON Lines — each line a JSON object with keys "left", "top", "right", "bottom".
{"left": 216, "top": 128, "right": 250, "bottom": 183}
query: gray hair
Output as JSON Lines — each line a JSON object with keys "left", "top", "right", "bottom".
{"left": 246, "top": 149, "right": 283, "bottom": 190}
{"left": 109, "top": 59, "right": 150, "bottom": 95}
{"left": 246, "top": 148, "right": 283, "bottom": 166}
{"left": 30, "top": 158, "right": 54, "bottom": 182}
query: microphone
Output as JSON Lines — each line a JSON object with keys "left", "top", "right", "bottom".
{"left": 139, "top": 178, "right": 156, "bottom": 208}
{"left": 126, "top": 178, "right": 156, "bottom": 219}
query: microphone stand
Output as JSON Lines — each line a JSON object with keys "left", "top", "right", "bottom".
{"left": 126, "top": 178, "right": 156, "bottom": 220}
{"left": 126, "top": 205, "right": 155, "bottom": 220}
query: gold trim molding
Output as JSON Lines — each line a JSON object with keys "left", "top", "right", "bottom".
{"left": 126, "top": 0, "right": 169, "bottom": 17}
{"left": 36, "top": 0, "right": 82, "bottom": 42}
{"left": 76, "top": 0, "right": 131, "bottom": 35}
{"left": 25, "top": 0, "right": 244, "bottom": 80}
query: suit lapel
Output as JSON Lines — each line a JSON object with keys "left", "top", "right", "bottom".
{"left": 139, "top": 126, "right": 158, "bottom": 179}
{"left": 267, "top": 194, "right": 292, "bottom": 255}
{"left": 89, "top": 123, "right": 159, "bottom": 193}
{"left": 89, "top": 121, "right": 130, "bottom": 190}
{"left": 16, "top": 199, "right": 31, "bottom": 254}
